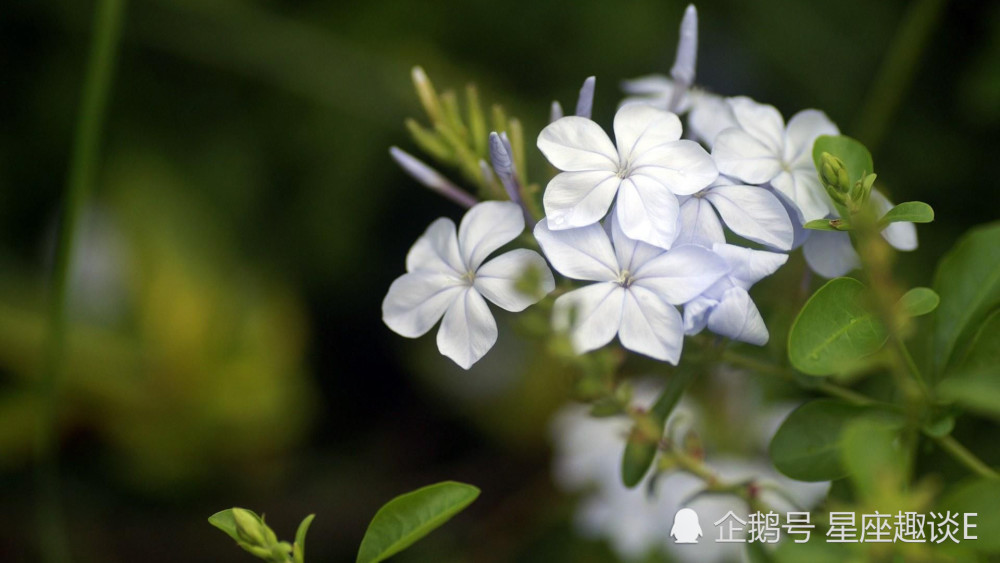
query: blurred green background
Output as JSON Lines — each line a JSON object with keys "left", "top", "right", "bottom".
{"left": 0, "top": 0, "right": 997, "bottom": 561}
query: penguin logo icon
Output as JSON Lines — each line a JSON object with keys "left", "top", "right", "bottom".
{"left": 670, "top": 508, "right": 703, "bottom": 543}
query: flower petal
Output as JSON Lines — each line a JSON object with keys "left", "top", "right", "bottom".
{"left": 436, "top": 288, "right": 498, "bottom": 370}
{"left": 871, "top": 190, "right": 918, "bottom": 251}
{"left": 707, "top": 287, "right": 769, "bottom": 345}
{"left": 770, "top": 168, "right": 834, "bottom": 223}
{"left": 616, "top": 175, "right": 682, "bottom": 249}
{"left": 783, "top": 109, "right": 839, "bottom": 164}
{"left": 710, "top": 243, "right": 789, "bottom": 288}
{"left": 405, "top": 217, "right": 464, "bottom": 275}
{"left": 534, "top": 219, "right": 619, "bottom": 282}
{"left": 475, "top": 249, "right": 555, "bottom": 311}
{"left": 458, "top": 200, "right": 525, "bottom": 271}
{"left": 803, "top": 229, "right": 861, "bottom": 278}
{"left": 610, "top": 208, "right": 668, "bottom": 272}
{"left": 632, "top": 245, "right": 729, "bottom": 304}
{"left": 538, "top": 116, "right": 619, "bottom": 172}
{"left": 613, "top": 104, "right": 682, "bottom": 161}
{"left": 688, "top": 94, "right": 736, "bottom": 146}
{"left": 553, "top": 283, "right": 625, "bottom": 354}
{"left": 727, "top": 96, "right": 785, "bottom": 154}
{"left": 542, "top": 170, "right": 621, "bottom": 230}
{"left": 382, "top": 271, "right": 464, "bottom": 338}
{"left": 676, "top": 196, "right": 725, "bottom": 248}
{"left": 706, "top": 184, "right": 794, "bottom": 250}
{"left": 712, "top": 128, "right": 783, "bottom": 184}
{"left": 683, "top": 296, "right": 716, "bottom": 335}
{"left": 619, "top": 286, "right": 685, "bottom": 363}
{"left": 630, "top": 139, "right": 718, "bottom": 195}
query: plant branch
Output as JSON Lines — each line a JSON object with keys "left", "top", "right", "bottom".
{"left": 37, "top": 1, "right": 126, "bottom": 561}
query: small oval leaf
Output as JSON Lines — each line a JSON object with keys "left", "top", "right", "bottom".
{"left": 770, "top": 400, "right": 898, "bottom": 481}
{"left": 208, "top": 508, "right": 242, "bottom": 543}
{"left": 788, "top": 278, "right": 888, "bottom": 376}
{"left": 356, "top": 481, "right": 480, "bottom": 563}
{"left": 879, "top": 201, "right": 934, "bottom": 225}
{"left": 897, "top": 287, "right": 940, "bottom": 317}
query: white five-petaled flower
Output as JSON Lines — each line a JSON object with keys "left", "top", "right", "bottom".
{"left": 683, "top": 243, "right": 788, "bottom": 345}
{"left": 382, "top": 201, "right": 555, "bottom": 369}
{"left": 677, "top": 175, "right": 794, "bottom": 250}
{"left": 537, "top": 103, "right": 719, "bottom": 249}
{"left": 712, "top": 97, "right": 839, "bottom": 223}
{"left": 803, "top": 190, "right": 918, "bottom": 278}
{"left": 534, "top": 212, "right": 728, "bottom": 363}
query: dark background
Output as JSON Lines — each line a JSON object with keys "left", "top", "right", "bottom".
{"left": 0, "top": 0, "right": 997, "bottom": 561}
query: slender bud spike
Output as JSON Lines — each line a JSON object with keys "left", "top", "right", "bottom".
{"left": 550, "top": 100, "right": 564, "bottom": 123}
{"left": 575, "top": 76, "right": 596, "bottom": 119}
{"left": 668, "top": 5, "right": 698, "bottom": 112}
{"left": 389, "top": 147, "right": 478, "bottom": 208}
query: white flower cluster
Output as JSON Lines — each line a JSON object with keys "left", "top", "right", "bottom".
{"left": 382, "top": 4, "right": 919, "bottom": 369}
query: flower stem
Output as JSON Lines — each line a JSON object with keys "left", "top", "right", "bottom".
{"left": 932, "top": 434, "right": 999, "bottom": 480}
{"left": 36, "top": 1, "right": 126, "bottom": 561}
{"left": 720, "top": 349, "right": 876, "bottom": 407}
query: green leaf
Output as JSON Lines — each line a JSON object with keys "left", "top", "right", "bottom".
{"left": 770, "top": 400, "right": 899, "bottom": 481}
{"left": 788, "top": 278, "right": 888, "bottom": 376}
{"left": 774, "top": 537, "right": 854, "bottom": 563}
{"left": 208, "top": 508, "right": 242, "bottom": 544}
{"left": 897, "top": 287, "right": 940, "bottom": 317}
{"left": 932, "top": 222, "right": 1000, "bottom": 376}
{"left": 813, "top": 135, "right": 873, "bottom": 186}
{"left": 938, "top": 371, "right": 1000, "bottom": 422}
{"left": 803, "top": 219, "right": 850, "bottom": 232}
{"left": 356, "top": 481, "right": 480, "bottom": 563}
{"left": 840, "top": 418, "right": 906, "bottom": 500}
{"left": 293, "top": 514, "right": 315, "bottom": 563}
{"left": 878, "top": 201, "right": 934, "bottom": 225}
{"left": 942, "top": 479, "right": 1000, "bottom": 553}
{"left": 621, "top": 366, "right": 696, "bottom": 488}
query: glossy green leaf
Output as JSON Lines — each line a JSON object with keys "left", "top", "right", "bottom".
{"left": 788, "top": 278, "right": 888, "bottom": 376}
{"left": 932, "top": 222, "right": 1000, "bottom": 376}
{"left": 356, "top": 481, "right": 479, "bottom": 563}
{"left": 942, "top": 479, "right": 1000, "bottom": 552}
{"left": 878, "top": 201, "right": 934, "bottom": 225}
{"left": 293, "top": 514, "right": 315, "bottom": 563}
{"left": 621, "top": 366, "right": 696, "bottom": 488}
{"left": 897, "top": 287, "right": 940, "bottom": 317}
{"left": 770, "top": 400, "right": 899, "bottom": 482}
{"left": 812, "top": 135, "right": 873, "bottom": 185}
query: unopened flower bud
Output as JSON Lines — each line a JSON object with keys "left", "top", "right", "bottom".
{"left": 233, "top": 508, "right": 269, "bottom": 547}
{"left": 819, "top": 152, "right": 850, "bottom": 205}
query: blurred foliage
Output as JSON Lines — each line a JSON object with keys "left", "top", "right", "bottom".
{"left": 0, "top": 0, "right": 998, "bottom": 561}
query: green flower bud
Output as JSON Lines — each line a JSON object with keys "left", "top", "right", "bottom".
{"left": 819, "top": 152, "right": 851, "bottom": 206}
{"left": 233, "top": 508, "right": 269, "bottom": 548}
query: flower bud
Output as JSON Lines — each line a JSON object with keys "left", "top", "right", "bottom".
{"left": 848, "top": 172, "right": 876, "bottom": 211}
{"left": 819, "top": 152, "right": 850, "bottom": 206}
{"left": 233, "top": 508, "right": 269, "bottom": 548}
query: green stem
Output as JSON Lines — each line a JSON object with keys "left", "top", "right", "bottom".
{"left": 852, "top": 0, "right": 948, "bottom": 153}
{"left": 37, "top": 1, "right": 126, "bottom": 561}
{"left": 933, "top": 435, "right": 999, "bottom": 480}
{"left": 720, "top": 350, "right": 877, "bottom": 407}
